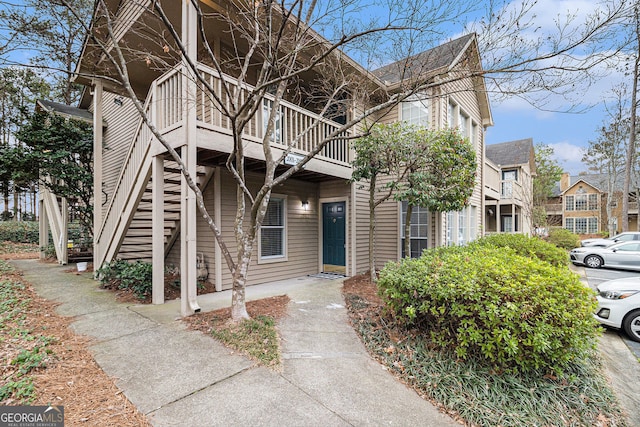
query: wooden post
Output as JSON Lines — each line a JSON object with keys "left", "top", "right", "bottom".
{"left": 152, "top": 154, "right": 165, "bottom": 304}
{"left": 180, "top": 0, "right": 200, "bottom": 316}
{"left": 214, "top": 167, "right": 222, "bottom": 292}
{"left": 61, "top": 197, "right": 68, "bottom": 265}
{"left": 93, "top": 80, "right": 104, "bottom": 269}
{"left": 39, "top": 196, "right": 48, "bottom": 260}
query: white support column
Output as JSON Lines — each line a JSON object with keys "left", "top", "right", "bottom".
{"left": 61, "top": 197, "right": 68, "bottom": 265}
{"left": 180, "top": 0, "right": 200, "bottom": 316}
{"left": 497, "top": 205, "right": 502, "bottom": 233}
{"left": 39, "top": 197, "right": 48, "bottom": 260}
{"left": 214, "top": 167, "right": 222, "bottom": 292}
{"left": 350, "top": 181, "right": 357, "bottom": 276}
{"left": 152, "top": 155, "right": 165, "bottom": 304}
{"left": 93, "top": 80, "right": 104, "bottom": 268}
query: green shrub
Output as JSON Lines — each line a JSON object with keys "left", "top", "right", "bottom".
{"left": 0, "top": 221, "right": 39, "bottom": 243}
{"left": 97, "top": 260, "right": 152, "bottom": 299}
{"left": 0, "top": 221, "right": 90, "bottom": 246}
{"left": 471, "top": 233, "right": 568, "bottom": 267}
{"left": 546, "top": 228, "right": 580, "bottom": 250}
{"left": 378, "top": 245, "right": 599, "bottom": 375}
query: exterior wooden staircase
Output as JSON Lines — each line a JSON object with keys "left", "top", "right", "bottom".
{"left": 117, "top": 161, "right": 213, "bottom": 261}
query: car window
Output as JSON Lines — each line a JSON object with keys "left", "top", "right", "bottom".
{"left": 615, "top": 242, "right": 640, "bottom": 251}
{"left": 615, "top": 234, "right": 635, "bottom": 242}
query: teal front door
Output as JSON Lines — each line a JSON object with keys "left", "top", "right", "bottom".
{"left": 323, "top": 202, "right": 346, "bottom": 274}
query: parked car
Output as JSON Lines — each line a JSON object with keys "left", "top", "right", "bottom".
{"left": 570, "top": 241, "right": 640, "bottom": 270}
{"left": 594, "top": 277, "right": 640, "bottom": 342}
{"left": 581, "top": 232, "right": 640, "bottom": 247}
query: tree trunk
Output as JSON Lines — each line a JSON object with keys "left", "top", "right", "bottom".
{"left": 231, "top": 253, "right": 251, "bottom": 321}
{"left": 404, "top": 204, "right": 413, "bottom": 258}
{"left": 368, "top": 175, "right": 377, "bottom": 282}
{"left": 623, "top": 6, "right": 640, "bottom": 232}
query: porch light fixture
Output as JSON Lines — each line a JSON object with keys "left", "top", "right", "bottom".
{"left": 113, "top": 97, "right": 124, "bottom": 106}
{"left": 302, "top": 201, "right": 309, "bottom": 211}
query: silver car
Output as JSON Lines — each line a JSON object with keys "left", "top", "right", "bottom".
{"left": 570, "top": 241, "right": 640, "bottom": 270}
{"left": 581, "top": 232, "right": 640, "bottom": 247}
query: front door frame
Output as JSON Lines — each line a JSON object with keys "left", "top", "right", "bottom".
{"left": 319, "top": 197, "right": 349, "bottom": 275}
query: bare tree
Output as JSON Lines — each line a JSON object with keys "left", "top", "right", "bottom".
{"left": 622, "top": 4, "right": 640, "bottom": 232}
{"left": 583, "top": 87, "right": 629, "bottom": 236}
{"left": 57, "top": 0, "right": 630, "bottom": 320}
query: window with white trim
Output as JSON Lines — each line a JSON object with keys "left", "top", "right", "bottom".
{"left": 575, "top": 194, "right": 587, "bottom": 211}
{"left": 262, "top": 99, "right": 281, "bottom": 142}
{"left": 458, "top": 209, "right": 467, "bottom": 245}
{"left": 401, "top": 202, "right": 429, "bottom": 258}
{"left": 565, "top": 217, "right": 574, "bottom": 232}
{"left": 469, "top": 206, "right": 477, "bottom": 242}
{"left": 445, "top": 206, "right": 478, "bottom": 246}
{"left": 565, "top": 195, "right": 574, "bottom": 211}
{"left": 459, "top": 112, "right": 469, "bottom": 138}
{"left": 564, "top": 217, "right": 598, "bottom": 234}
{"left": 401, "top": 98, "right": 429, "bottom": 127}
{"left": 259, "top": 196, "right": 286, "bottom": 260}
{"left": 446, "top": 211, "right": 454, "bottom": 246}
{"left": 588, "top": 194, "right": 598, "bottom": 210}
{"left": 448, "top": 101, "right": 456, "bottom": 127}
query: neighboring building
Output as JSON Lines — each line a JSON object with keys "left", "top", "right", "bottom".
{"left": 72, "top": 1, "right": 496, "bottom": 312}
{"left": 483, "top": 139, "right": 535, "bottom": 235}
{"left": 546, "top": 173, "right": 639, "bottom": 236}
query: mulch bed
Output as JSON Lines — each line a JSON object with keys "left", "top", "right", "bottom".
{"left": 185, "top": 295, "right": 291, "bottom": 332}
{"left": 0, "top": 266, "right": 150, "bottom": 426}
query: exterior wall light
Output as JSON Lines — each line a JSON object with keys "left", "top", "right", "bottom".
{"left": 302, "top": 201, "right": 309, "bottom": 211}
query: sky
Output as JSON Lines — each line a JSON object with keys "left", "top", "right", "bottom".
{"left": 477, "top": 0, "right": 630, "bottom": 175}
{"left": 0, "top": 0, "right": 629, "bottom": 178}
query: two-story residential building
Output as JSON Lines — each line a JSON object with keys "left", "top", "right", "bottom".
{"left": 69, "top": 0, "right": 494, "bottom": 313}
{"left": 483, "top": 139, "right": 535, "bottom": 235}
{"left": 546, "top": 173, "right": 638, "bottom": 236}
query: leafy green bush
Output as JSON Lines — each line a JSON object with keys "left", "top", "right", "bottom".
{"left": 471, "top": 233, "right": 568, "bottom": 267}
{"left": 378, "top": 245, "right": 599, "bottom": 375}
{"left": 0, "top": 221, "right": 39, "bottom": 243}
{"left": 97, "top": 260, "right": 152, "bottom": 299}
{"left": 546, "top": 228, "right": 580, "bottom": 250}
{"left": 0, "top": 221, "right": 90, "bottom": 246}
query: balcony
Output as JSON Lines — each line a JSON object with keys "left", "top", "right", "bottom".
{"left": 544, "top": 204, "right": 563, "bottom": 215}
{"left": 153, "top": 64, "right": 353, "bottom": 180}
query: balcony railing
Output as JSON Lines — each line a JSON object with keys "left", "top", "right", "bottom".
{"left": 544, "top": 203, "right": 563, "bottom": 214}
{"left": 155, "top": 64, "right": 353, "bottom": 166}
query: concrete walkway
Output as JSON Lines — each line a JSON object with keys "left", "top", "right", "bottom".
{"left": 13, "top": 260, "right": 458, "bottom": 427}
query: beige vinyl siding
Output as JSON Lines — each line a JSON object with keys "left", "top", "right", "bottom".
{"left": 444, "top": 75, "right": 484, "bottom": 236}
{"left": 167, "top": 171, "right": 321, "bottom": 289}
{"left": 100, "top": 93, "right": 141, "bottom": 218}
{"left": 354, "top": 185, "right": 371, "bottom": 274}
{"left": 168, "top": 170, "right": 322, "bottom": 290}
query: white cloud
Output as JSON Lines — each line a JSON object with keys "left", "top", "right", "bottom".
{"left": 548, "top": 141, "right": 588, "bottom": 174}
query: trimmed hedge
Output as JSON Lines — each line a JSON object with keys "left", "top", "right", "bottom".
{"left": 546, "top": 228, "right": 580, "bottom": 250}
{"left": 378, "top": 245, "right": 599, "bottom": 375}
{"left": 470, "top": 233, "right": 568, "bottom": 267}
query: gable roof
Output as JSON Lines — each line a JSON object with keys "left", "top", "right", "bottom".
{"left": 37, "top": 99, "right": 93, "bottom": 123}
{"left": 372, "top": 34, "right": 475, "bottom": 84}
{"left": 486, "top": 138, "right": 534, "bottom": 168}
{"left": 553, "top": 173, "right": 640, "bottom": 196}
{"left": 372, "top": 33, "right": 492, "bottom": 127}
